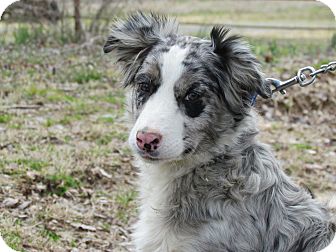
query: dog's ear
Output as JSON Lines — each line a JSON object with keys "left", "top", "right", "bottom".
{"left": 104, "top": 12, "right": 178, "bottom": 85}
{"left": 210, "top": 26, "right": 272, "bottom": 102}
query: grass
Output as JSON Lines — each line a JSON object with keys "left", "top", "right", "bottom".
{"left": 24, "top": 86, "right": 78, "bottom": 103}
{"left": 97, "top": 115, "right": 115, "bottom": 124}
{"left": 2, "top": 230, "right": 23, "bottom": 251}
{"left": 24, "top": 85, "right": 48, "bottom": 99}
{"left": 89, "top": 130, "right": 128, "bottom": 146}
{"left": 173, "top": 1, "right": 334, "bottom": 27}
{"left": 0, "top": 158, "right": 48, "bottom": 175}
{"left": 71, "top": 67, "right": 104, "bottom": 84}
{"left": 0, "top": 114, "right": 12, "bottom": 124}
{"left": 16, "top": 158, "right": 48, "bottom": 171}
{"left": 291, "top": 143, "right": 314, "bottom": 151}
{"left": 2, "top": 22, "right": 77, "bottom": 46}
{"left": 116, "top": 190, "right": 137, "bottom": 223}
{"left": 116, "top": 190, "right": 137, "bottom": 208}
{"left": 13, "top": 26, "right": 31, "bottom": 45}
{"left": 41, "top": 229, "right": 61, "bottom": 242}
{"left": 45, "top": 173, "right": 81, "bottom": 196}
{"left": 0, "top": 217, "right": 24, "bottom": 251}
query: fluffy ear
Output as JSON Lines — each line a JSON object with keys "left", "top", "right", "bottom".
{"left": 210, "top": 26, "right": 271, "bottom": 105}
{"left": 104, "top": 12, "right": 178, "bottom": 85}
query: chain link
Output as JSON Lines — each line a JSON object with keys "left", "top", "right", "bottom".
{"left": 266, "top": 61, "right": 336, "bottom": 95}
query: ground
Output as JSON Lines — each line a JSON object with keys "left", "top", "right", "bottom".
{"left": 0, "top": 0, "right": 336, "bottom": 251}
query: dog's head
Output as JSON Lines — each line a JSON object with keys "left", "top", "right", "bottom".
{"left": 104, "top": 12, "right": 271, "bottom": 163}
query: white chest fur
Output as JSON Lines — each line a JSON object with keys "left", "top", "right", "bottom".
{"left": 132, "top": 162, "right": 181, "bottom": 252}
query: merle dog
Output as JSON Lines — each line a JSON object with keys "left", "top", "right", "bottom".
{"left": 104, "top": 12, "right": 335, "bottom": 252}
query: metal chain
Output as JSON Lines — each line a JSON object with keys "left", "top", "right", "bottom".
{"left": 266, "top": 61, "right": 336, "bottom": 95}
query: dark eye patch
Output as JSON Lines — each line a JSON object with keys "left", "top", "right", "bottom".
{"left": 183, "top": 87, "right": 205, "bottom": 118}
{"left": 184, "top": 99, "right": 205, "bottom": 118}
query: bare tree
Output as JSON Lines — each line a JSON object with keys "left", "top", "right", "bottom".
{"left": 89, "top": 0, "right": 113, "bottom": 33}
{"left": 73, "top": 0, "right": 84, "bottom": 42}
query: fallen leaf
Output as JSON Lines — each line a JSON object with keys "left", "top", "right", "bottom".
{"left": 98, "top": 168, "right": 112, "bottom": 179}
{"left": 304, "top": 164, "right": 324, "bottom": 171}
{"left": 18, "top": 201, "right": 31, "bottom": 210}
{"left": 305, "top": 149, "right": 317, "bottom": 155}
{"left": 2, "top": 198, "right": 19, "bottom": 208}
{"left": 70, "top": 223, "right": 96, "bottom": 232}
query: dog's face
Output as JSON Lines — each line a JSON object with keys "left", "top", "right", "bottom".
{"left": 104, "top": 13, "right": 271, "bottom": 163}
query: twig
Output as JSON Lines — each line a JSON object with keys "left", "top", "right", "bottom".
{"left": 3, "top": 105, "right": 43, "bottom": 110}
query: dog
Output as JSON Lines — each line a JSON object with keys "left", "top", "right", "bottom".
{"left": 104, "top": 12, "right": 335, "bottom": 252}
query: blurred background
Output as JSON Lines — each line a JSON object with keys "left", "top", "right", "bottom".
{"left": 0, "top": 0, "right": 335, "bottom": 251}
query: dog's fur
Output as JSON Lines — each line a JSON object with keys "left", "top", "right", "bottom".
{"left": 104, "top": 12, "right": 335, "bottom": 252}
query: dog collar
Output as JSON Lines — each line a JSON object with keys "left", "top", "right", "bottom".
{"left": 249, "top": 92, "right": 258, "bottom": 106}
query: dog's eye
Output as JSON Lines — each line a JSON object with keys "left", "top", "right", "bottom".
{"left": 185, "top": 91, "right": 201, "bottom": 102}
{"left": 183, "top": 90, "right": 205, "bottom": 118}
{"left": 138, "top": 82, "right": 151, "bottom": 93}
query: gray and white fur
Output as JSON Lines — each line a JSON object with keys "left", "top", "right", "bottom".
{"left": 104, "top": 12, "right": 335, "bottom": 252}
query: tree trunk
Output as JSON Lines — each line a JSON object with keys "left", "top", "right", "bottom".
{"left": 89, "top": 0, "right": 113, "bottom": 33}
{"left": 73, "top": 0, "right": 83, "bottom": 42}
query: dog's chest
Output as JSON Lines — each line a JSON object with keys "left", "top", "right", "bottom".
{"left": 133, "top": 167, "right": 183, "bottom": 251}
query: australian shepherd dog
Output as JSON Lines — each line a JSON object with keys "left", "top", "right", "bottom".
{"left": 104, "top": 12, "right": 335, "bottom": 252}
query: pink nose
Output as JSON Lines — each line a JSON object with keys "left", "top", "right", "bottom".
{"left": 136, "top": 130, "right": 162, "bottom": 153}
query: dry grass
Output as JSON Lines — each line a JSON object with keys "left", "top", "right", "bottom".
{"left": 0, "top": 45, "right": 137, "bottom": 251}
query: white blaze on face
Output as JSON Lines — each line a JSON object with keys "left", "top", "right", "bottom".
{"left": 129, "top": 45, "right": 189, "bottom": 161}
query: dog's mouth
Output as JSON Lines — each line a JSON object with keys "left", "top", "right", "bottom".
{"left": 136, "top": 150, "right": 184, "bottom": 163}
{"left": 137, "top": 150, "right": 164, "bottom": 162}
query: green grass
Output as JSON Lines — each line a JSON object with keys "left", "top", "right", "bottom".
{"left": 0, "top": 158, "right": 48, "bottom": 174}
{"left": 24, "top": 85, "right": 48, "bottom": 98}
{"left": 97, "top": 116, "right": 115, "bottom": 124}
{"left": 69, "top": 100, "right": 100, "bottom": 116}
{"left": 102, "top": 94, "right": 125, "bottom": 106}
{"left": 13, "top": 26, "right": 31, "bottom": 45}
{"left": 24, "top": 86, "right": 78, "bottom": 104}
{"left": 249, "top": 38, "right": 329, "bottom": 63}
{"left": 71, "top": 67, "right": 103, "bottom": 84}
{"left": 42, "top": 229, "right": 61, "bottom": 242}
{"left": 116, "top": 190, "right": 137, "bottom": 208}
{"left": 46, "top": 93, "right": 78, "bottom": 103}
{"left": 291, "top": 143, "right": 314, "bottom": 151}
{"left": 58, "top": 114, "right": 83, "bottom": 125}
{"left": 16, "top": 158, "right": 48, "bottom": 171}
{"left": 94, "top": 130, "right": 128, "bottom": 146}
{"left": 95, "top": 134, "right": 113, "bottom": 146}
{"left": 115, "top": 190, "right": 137, "bottom": 223}
{"left": 2, "top": 230, "right": 23, "bottom": 251}
{"left": 44, "top": 118, "right": 56, "bottom": 128}
{"left": 45, "top": 173, "right": 81, "bottom": 196}
{"left": 4, "top": 22, "right": 78, "bottom": 46}
{"left": 44, "top": 113, "right": 83, "bottom": 127}
{"left": 101, "top": 223, "right": 111, "bottom": 232}
{"left": 0, "top": 114, "right": 12, "bottom": 124}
